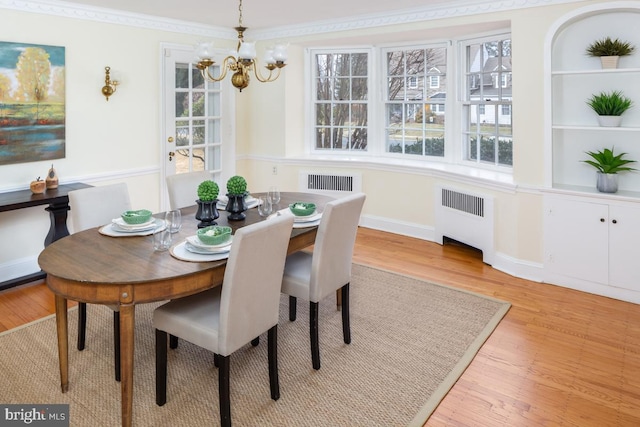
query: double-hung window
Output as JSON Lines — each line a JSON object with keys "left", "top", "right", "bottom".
{"left": 383, "top": 45, "right": 447, "bottom": 157}
{"left": 311, "top": 50, "right": 369, "bottom": 152}
{"left": 461, "top": 35, "right": 512, "bottom": 167}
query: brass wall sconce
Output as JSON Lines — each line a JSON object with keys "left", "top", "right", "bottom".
{"left": 101, "top": 66, "right": 119, "bottom": 101}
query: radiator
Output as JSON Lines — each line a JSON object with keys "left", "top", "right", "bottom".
{"left": 299, "top": 172, "right": 362, "bottom": 197}
{"left": 434, "top": 186, "right": 495, "bottom": 265}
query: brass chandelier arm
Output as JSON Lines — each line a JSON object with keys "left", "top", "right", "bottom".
{"left": 196, "top": 56, "right": 240, "bottom": 83}
{"left": 253, "top": 64, "right": 284, "bottom": 83}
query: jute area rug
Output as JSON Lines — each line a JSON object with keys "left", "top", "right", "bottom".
{"left": 0, "top": 264, "right": 510, "bottom": 426}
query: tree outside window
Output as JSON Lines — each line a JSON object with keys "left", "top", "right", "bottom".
{"left": 313, "top": 51, "right": 368, "bottom": 151}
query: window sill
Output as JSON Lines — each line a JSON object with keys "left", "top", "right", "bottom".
{"left": 277, "top": 154, "right": 517, "bottom": 193}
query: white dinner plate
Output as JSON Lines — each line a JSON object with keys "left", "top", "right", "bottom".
{"left": 99, "top": 218, "right": 165, "bottom": 237}
{"left": 170, "top": 241, "right": 230, "bottom": 262}
{"left": 111, "top": 217, "right": 157, "bottom": 231}
{"left": 185, "top": 235, "right": 233, "bottom": 253}
{"left": 293, "top": 219, "right": 321, "bottom": 228}
{"left": 293, "top": 212, "right": 322, "bottom": 223}
{"left": 217, "top": 197, "right": 261, "bottom": 210}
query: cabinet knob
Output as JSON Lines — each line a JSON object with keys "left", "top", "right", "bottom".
{"left": 612, "top": 219, "right": 617, "bottom": 224}
{"left": 600, "top": 218, "right": 605, "bottom": 222}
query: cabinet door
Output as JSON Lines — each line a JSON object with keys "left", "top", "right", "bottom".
{"left": 608, "top": 205, "right": 640, "bottom": 291}
{"left": 545, "top": 198, "right": 609, "bottom": 284}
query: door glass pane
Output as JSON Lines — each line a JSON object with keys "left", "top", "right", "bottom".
{"left": 176, "top": 63, "right": 189, "bottom": 88}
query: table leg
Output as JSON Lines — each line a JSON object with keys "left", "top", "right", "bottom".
{"left": 54, "top": 294, "right": 69, "bottom": 393}
{"left": 119, "top": 304, "right": 135, "bottom": 427}
{"left": 44, "top": 200, "right": 71, "bottom": 247}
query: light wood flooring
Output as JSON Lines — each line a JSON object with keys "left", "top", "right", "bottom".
{"left": 1, "top": 227, "right": 639, "bottom": 426}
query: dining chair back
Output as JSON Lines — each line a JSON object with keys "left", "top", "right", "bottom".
{"left": 166, "top": 170, "right": 214, "bottom": 210}
{"left": 68, "top": 182, "right": 131, "bottom": 381}
{"left": 281, "top": 192, "right": 366, "bottom": 369}
{"left": 153, "top": 212, "right": 294, "bottom": 427}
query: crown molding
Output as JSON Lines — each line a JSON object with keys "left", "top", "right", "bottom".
{"left": 1, "top": 0, "right": 585, "bottom": 41}
{"left": 0, "top": 0, "right": 236, "bottom": 39}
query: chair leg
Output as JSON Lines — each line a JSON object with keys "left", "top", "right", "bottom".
{"left": 218, "top": 355, "right": 231, "bottom": 427}
{"left": 251, "top": 337, "right": 260, "bottom": 346}
{"left": 155, "top": 329, "right": 168, "bottom": 406}
{"left": 310, "top": 302, "right": 320, "bottom": 370}
{"left": 169, "top": 334, "right": 178, "bottom": 349}
{"left": 267, "top": 325, "right": 280, "bottom": 401}
{"left": 289, "top": 295, "right": 297, "bottom": 321}
{"left": 77, "top": 302, "right": 87, "bottom": 351}
{"left": 341, "top": 283, "right": 351, "bottom": 344}
{"left": 114, "top": 311, "right": 121, "bottom": 382}
{"left": 214, "top": 353, "right": 220, "bottom": 368}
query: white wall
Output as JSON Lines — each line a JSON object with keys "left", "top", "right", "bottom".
{"left": 0, "top": 0, "right": 609, "bottom": 286}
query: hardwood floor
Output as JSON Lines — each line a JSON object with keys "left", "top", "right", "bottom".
{"left": 2, "top": 227, "right": 639, "bottom": 426}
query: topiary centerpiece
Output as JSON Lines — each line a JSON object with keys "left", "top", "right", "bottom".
{"left": 225, "top": 175, "right": 248, "bottom": 221}
{"left": 195, "top": 180, "right": 220, "bottom": 228}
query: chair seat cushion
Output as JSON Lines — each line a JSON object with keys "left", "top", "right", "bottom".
{"left": 153, "top": 287, "right": 222, "bottom": 353}
{"left": 281, "top": 252, "right": 313, "bottom": 301}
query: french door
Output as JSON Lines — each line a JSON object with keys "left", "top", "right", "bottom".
{"left": 161, "top": 44, "right": 235, "bottom": 209}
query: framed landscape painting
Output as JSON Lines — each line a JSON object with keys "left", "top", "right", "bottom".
{"left": 0, "top": 41, "right": 65, "bottom": 166}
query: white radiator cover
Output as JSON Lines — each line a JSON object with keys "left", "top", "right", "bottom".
{"left": 434, "top": 186, "right": 495, "bottom": 265}
{"left": 299, "top": 172, "right": 362, "bottom": 198}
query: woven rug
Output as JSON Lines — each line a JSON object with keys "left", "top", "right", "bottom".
{"left": 0, "top": 264, "right": 510, "bottom": 426}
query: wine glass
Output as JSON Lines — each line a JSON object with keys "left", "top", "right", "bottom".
{"left": 164, "top": 210, "right": 182, "bottom": 233}
{"left": 268, "top": 186, "right": 281, "bottom": 207}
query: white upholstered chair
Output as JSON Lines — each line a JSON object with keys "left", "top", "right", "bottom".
{"left": 153, "top": 213, "right": 294, "bottom": 427}
{"left": 68, "top": 183, "right": 131, "bottom": 381}
{"left": 281, "top": 192, "right": 366, "bottom": 370}
{"left": 166, "top": 170, "right": 214, "bottom": 210}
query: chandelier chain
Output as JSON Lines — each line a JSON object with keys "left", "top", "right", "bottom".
{"left": 238, "top": 0, "right": 243, "bottom": 27}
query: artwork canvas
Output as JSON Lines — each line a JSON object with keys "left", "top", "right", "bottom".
{"left": 0, "top": 41, "right": 65, "bottom": 166}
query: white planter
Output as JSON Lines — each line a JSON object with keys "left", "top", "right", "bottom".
{"left": 597, "top": 115, "right": 623, "bottom": 127}
{"left": 600, "top": 56, "right": 619, "bottom": 69}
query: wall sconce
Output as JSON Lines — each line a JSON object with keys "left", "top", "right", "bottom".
{"left": 101, "top": 66, "right": 119, "bottom": 101}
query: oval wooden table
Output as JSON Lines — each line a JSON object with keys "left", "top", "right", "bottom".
{"left": 38, "top": 192, "right": 333, "bottom": 427}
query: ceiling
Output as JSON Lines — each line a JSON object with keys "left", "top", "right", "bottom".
{"left": 55, "top": 0, "right": 482, "bottom": 30}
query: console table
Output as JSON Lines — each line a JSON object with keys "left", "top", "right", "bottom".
{"left": 0, "top": 182, "right": 91, "bottom": 291}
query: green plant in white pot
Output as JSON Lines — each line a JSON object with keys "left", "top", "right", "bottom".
{"left": 586, "top": 90, "right": 633, "bottom": 127}
{"left": 586, "top": 37, "right": 635, "bottom": 69}
{"left": 582, "top": 147, "right": 637, "bottom": 193}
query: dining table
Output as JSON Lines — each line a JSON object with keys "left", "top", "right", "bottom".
{"left": 38, "top": 191, "right": 334, "bottom": 427}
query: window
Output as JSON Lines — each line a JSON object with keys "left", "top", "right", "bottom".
{"left": 312, "top": 51, "right": 369, "bottom": 151}
{"left": 307, "top": 30, "right": 512, "bottom": 171}
{"left": 462, "top": 36, "right": 512, "bottom": 167}
{"left": 383, "top": 45, "right": 447, "bottom": 156}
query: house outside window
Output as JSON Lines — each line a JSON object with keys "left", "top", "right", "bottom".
{"left": 312, "top": 50, "right": 369, "bottom": 151}
{"left": 383, "top": 45, "right": 447, "bottom": 156}
{"left": 462, "top": 35, "right": 512, "bottom": 167}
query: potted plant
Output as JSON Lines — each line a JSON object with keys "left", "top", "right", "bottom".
{"left": 195, "top": 180, "right": 220, "bottom": 228}
{"left": 586, "top": 90, "right": 633, "bottom": 127}
{"left": 582, "top": 147, "right": 637, "bottom": 193}
{"left": 225, "top": 175, "right": 248, "bottom": 221}
{"left": 586, "top": 37, "right": 635, "bottom": 69}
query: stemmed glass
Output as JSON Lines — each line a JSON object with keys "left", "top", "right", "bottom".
{"left": 257, "top": 196, "right": 273, "bottom": 217}
{"left": 268, "top": 186, "right": 281, "bottom": 208}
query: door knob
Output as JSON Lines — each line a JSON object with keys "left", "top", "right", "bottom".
{"left": 168, "top": 137, "right": 174, "bottom": 143}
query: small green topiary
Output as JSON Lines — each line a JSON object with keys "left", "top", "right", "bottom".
{"left": 197, "top": 180, "right": 219, "bottom": 201}
{"left": 226, "top": 175, "right": 247, "bottom": 195}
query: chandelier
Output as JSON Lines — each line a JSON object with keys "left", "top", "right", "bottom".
{"left": 195, "top": 0, "right": 288, "bottom": 92}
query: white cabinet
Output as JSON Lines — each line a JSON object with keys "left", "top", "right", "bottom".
{"left": 545, "top": 194, "right": 640, "bottom": 302}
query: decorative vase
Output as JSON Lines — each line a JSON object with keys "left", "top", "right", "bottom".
{"left": 596, "top": 172, "right": 618, "bottom": 193}
{"left": 597, "top": 115, "right": 623, "bottom": 127}
{"left": 599, "top": 56, "right": 619, "bottom": 69}
{"left": 195, "top": 199, "right": 219, "bottom": 228}
{"left": 226, "top": 193, "right": 248, "bottom": 221}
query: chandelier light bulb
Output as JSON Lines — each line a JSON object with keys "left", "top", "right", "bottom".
{"left": 272, "top": 44, "right": 288, "bottom": 63}
{"left": 196, "top": 42, "right": 215, "bottom": 60}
